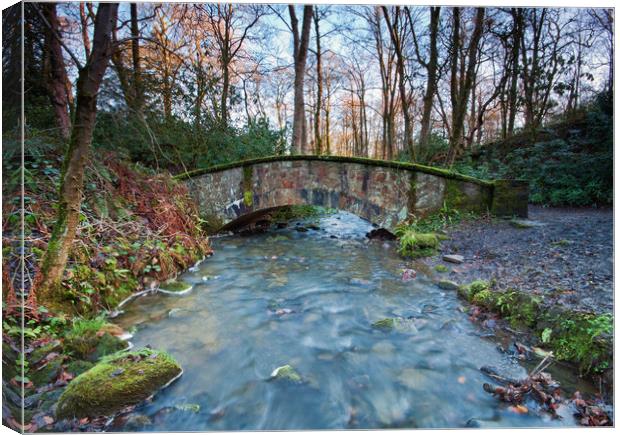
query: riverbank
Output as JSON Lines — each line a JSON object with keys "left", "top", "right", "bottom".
{"left": 417, "top": 205, "right": 613, "bottom": 400}
{"left": 427, "top": 205, "right": 612, "bottom": 314}
{"left": 2, "top": 150, "right": 211, "bottom": 432}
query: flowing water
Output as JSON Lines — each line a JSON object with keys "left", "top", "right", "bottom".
{"left": 112, "top": 211, "right": 585, "bottom": 430}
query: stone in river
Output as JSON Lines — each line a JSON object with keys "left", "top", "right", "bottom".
{"left": 270, "top": 364, "right": 302, "bottom": 383}
{"left": 443, "top": 254, "right": 464, "bottom": 264}
{"left": 437, "top": 280, "right": 460, "bottom": 291}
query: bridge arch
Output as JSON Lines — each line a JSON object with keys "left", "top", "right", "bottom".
{"left": 176, "top": 156, "right": 527, "bottom": 233}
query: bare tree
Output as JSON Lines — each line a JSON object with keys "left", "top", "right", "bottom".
{"left": 382, "top": 6, "right": 414, "bottom": 160}
{"left": 408, "top": 6, "right": 440, "bottom": 149}
{"left": 446, "top": 7, "right": 485, "bottom": 164}
{"left": 289, "top": 5, "right": 313, "bottom": 154}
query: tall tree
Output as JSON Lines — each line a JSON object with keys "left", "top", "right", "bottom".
{"left": 289, "top": 5, "right": 313, "bottom": 154}
{"left": 202, "top": 4, "right": 263, "bottom": 126}
{"left": 382, "top": 6, "right": 414, "bottom": 160}
{"left": 408, "top": 6, "right": 440, "bottom": 149}
{"left": 312, "top": 6, "right": 323, "bottom": 154}
{"left": 447, "top": 7, "right": 485, "bottom": 164}
{"left": 42, "top": 3, "right": 72, "bottom": 140}
{"left": 38, "top": 3, "right": 119, "bottom": 303}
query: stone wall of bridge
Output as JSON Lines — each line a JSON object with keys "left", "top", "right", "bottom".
{"left": 179, "top": 156, "right": 526, "bottom": 233}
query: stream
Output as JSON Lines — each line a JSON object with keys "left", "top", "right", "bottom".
{"left": 112, "top": 211, "right": 587, "bottom": 430}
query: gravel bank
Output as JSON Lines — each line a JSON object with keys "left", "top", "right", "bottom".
{"left": 426, "top": 206, "right": 613, "bottom": 314}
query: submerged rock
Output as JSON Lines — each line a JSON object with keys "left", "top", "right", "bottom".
{"left": 437, "top": 280, "right": 460, "bottom": 291}
{"left": 159, "top": 280, "right": 193, "bottom": 295}
{"left": 371, "top": 318, "right": 397, "bottom": 331}
{"left": 55, "top": 348, "right": 182, "bottom": 420}
{"left": 270, "top": 364, "right": 302, "bottom": 383}
{"left": 174, "top": 403, "right": 201, "bottom": 413}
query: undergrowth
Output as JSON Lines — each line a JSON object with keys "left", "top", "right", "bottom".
{"left": 460, "top": 279, "right": 613, "bottom": 374}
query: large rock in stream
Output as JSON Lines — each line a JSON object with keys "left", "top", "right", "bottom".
{"left": 56, "top": 348, "right": 182, "bottom": 420}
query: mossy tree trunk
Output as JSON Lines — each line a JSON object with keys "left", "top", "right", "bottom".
{"left": 38, "top": 3, "right": 119, "bottom": 304}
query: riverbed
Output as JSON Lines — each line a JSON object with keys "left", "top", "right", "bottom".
{"left": 112, "top": 211, "right": 584, "bottom": 430}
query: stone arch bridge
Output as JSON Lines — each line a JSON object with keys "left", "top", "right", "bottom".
{"left": 176, "top": 156, "right": 528, "bottom": 233}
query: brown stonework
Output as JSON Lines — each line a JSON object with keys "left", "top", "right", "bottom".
{"left": 183, "top": 157, "right": 523, "bottom": 233}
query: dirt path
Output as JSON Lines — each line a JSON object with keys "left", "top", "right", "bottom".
{"left": 425, "top": 206, "right": 613, "bottom": 314}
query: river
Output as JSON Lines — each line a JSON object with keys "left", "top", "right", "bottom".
{"left": 112, "top": 211, "right": 583, "bottom": 430}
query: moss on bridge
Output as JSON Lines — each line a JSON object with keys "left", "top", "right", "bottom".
{"left": 173, "top": 154, "right": 494, "bottom": 187}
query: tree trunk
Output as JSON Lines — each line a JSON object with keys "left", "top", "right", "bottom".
{"left": 289, "top": 5, "right": 313, "bottom": 154}
{"left": 382, "top": 6, "right": 414, "bottom": 160}
{"left": 130, "top": 3, "right": 143, "bottom": 118}
{"left": 43, "top": 3, "right": 71, "bottom": 140}
{"left": 447, "top": 7, "right": 485, "bottom": 165}
{"left": 418, "top": 6, "right": 440, "bottom": 149}
{"left": 313, "top": 7, "right": 322, "bottom": 154}
{"left": 507, "top": 8, "right": 523, "bottom": 136}
{"left": 38, "top": 3, "right": 119, "bottom": 304}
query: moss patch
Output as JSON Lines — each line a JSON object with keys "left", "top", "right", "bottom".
{"left": 434, "top": 264, "right": 449, "bottom": 273}
{"left": 56, "top": 348, "right": 182, "bottom": 419}
{"left": 455, "top": 279, "right": 612, "bottom": 374}
{"left": 372, "top": 318, "right": 397, "bottom": 331}
{"left": 64, "top": 318, "right": 127, "bottom": 360}
{"left": 175, "top": 155, "right": 494, "bottom": 187}
{"left": 270, "top": 364, "right": 302, "bottom": 383}
{"left": 397, "top": 231, "right": 439, "bottom": 258}
{"left": 242, "top": 165, "right": 253, "bottom": 207}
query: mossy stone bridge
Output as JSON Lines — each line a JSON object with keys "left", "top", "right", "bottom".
{"left": 176, "top": 155, "right": 528, "bottom": 233}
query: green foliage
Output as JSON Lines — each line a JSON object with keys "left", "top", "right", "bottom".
{"left": 398, "top": 132, "right": 450, "bottom": 165}
{"left": 454, "top": 92, "right": 612, "bottom": 207}
{"left": 544, "top": 313, "right": 613, "bottom": 373}
{"left": 456, "top": 277, "right": 612, "bottom": 374}
{"left": 93, "top": 114, "right": 286, "bottom": 173}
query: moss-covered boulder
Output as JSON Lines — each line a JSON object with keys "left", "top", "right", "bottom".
{"left": 56, "top": 348, "right": 182, "bottom": 420}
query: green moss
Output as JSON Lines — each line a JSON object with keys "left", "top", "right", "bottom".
{"left": 66, "top": 360, "right": 95, "bottom": 377}
{"left": 243, "top": 190, "right": 253, "bottom": 207}
{"left": 56, "top": 348, "right": 182, "bottom": 419}
{"left": 270, "top": 364, "right": 302, "bottom": 383}
{"left": 242, "top": 165, "right": 253, "bottom": 207}
{"left": 456, "top": 277, "right": 612, "bottom": 375}
{"left": 372, "top": 318, "right": 397, "bottom": 330}
{"left": 63, "top": 317, "right": 126, "bottom": 360}
{"left": 397, "top": 230, "right": 439, "bottom": 258}
{"left": 30, "top": 357, "right": 64, "bottom": 386}
{"left": 491, "top": 180, "right": 529, "bottom": 218}
{"left": 175, "top": 155, "right": 494, "bottom": 187}
{"left": 434, "top": 264, "right": 449, "bottom": 273}
{"left": 102, "top": 276, "right": 136, "bottom": 308}
{"left": 538, "top": 311, "right": 612, "bottom": 374}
